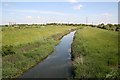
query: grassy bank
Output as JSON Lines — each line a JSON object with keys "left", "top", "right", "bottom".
{"left": 72, "top": 27, "right": 118, "bottom": 78}
{"left": 2, "top": 25, "right": 77, "bottom": 78}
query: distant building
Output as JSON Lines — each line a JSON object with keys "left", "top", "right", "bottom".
{"left": 9, "top": 22, "right": 16, "bottom": 26}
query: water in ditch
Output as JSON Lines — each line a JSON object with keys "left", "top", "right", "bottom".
{"left": 20, "top": 31, "right": 76, "bottom": 78}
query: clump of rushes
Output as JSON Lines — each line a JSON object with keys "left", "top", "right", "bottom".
{"left": 2, "top": 45, "right": 15, "bottom": 56}
{"left": 71, "top": 27, "right": 119, "bottom": 78}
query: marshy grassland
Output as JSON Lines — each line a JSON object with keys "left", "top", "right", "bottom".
{"left": 1, "top": 25, "right": 77, "bottom": 78}
{"left": 71, "top": 27, "right": 119, "bottom": 78}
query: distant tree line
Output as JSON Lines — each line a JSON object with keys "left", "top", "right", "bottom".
{"left": 1, "top": 23, "right": 88, "bottom": 27}
{"left": 45, "top": 23, "right": 88, "bottom": 26}
{"left": 1, "top": 23, "right": 120, "bottom": 31}
{"left": 89, "top": 23, "right": 120, "bottom": 31}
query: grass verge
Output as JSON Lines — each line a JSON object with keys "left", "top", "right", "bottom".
{"left": 71, "top": 27, "right": 119, "bottom": 78}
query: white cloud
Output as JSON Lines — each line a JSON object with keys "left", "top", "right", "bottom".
{"left": 26, "top": 16, "right": 32, "bottom": 19}
{"left": 68, "top": 0, "right": 78, "bottom": 3}
{"left": 102, "top": 13, "right": 112, "bottom": 17}
{"left": 10, "top": 12, "right": 16, "bottom": 15}
{"left": 37, "top": 16, "right": 40, "bottom": 19}
{"left": 6, "top": 9, "right": 75, "bottom": 16}
{"left": 39, "top": 11, "right": 66, "bottom": 16}
{"left": 9, "top": 9, "right": 72, "bottom": 16}
{"left": 73, "top": 4, "right": 83, "bottom": 10}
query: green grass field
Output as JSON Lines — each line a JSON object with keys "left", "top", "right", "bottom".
{"left": 2, "top": 25, "right": 76, "bottom": 46}
{"left": 72, "top": 27, "right": 118, "bottom": 78}
{"left": 2, "top": 25, "right": 77, "bottom": 78}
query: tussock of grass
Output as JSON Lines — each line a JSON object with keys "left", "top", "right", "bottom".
{"left": 72, "top": 27, "right": 118, "bottom": 78}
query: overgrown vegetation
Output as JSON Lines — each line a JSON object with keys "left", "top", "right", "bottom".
{"left": 2, "top": 25, "right": 77, "bottom": 78}
{"left": 71, "top": 27, "right": 118, "bottom": 78}
{"left": 2, "top": 25, "right": 77, "bottom": 46}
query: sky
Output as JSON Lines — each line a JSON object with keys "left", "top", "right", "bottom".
{"left": 1, "top": 0, "right": 119, "bottom": 2}
{"left": 1, "top": 1, "right": 118, "bottom": 25}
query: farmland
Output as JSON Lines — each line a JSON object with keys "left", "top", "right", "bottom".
{"left": 71, "top": 27, "right": 119, "bottom": 78}
{"left": 2, "top": 25, "right": 77, "bottom": 78}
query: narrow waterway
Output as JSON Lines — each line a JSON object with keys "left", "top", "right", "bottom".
{"left": 20, "top": 31, "right": 76, "bottom": 78}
